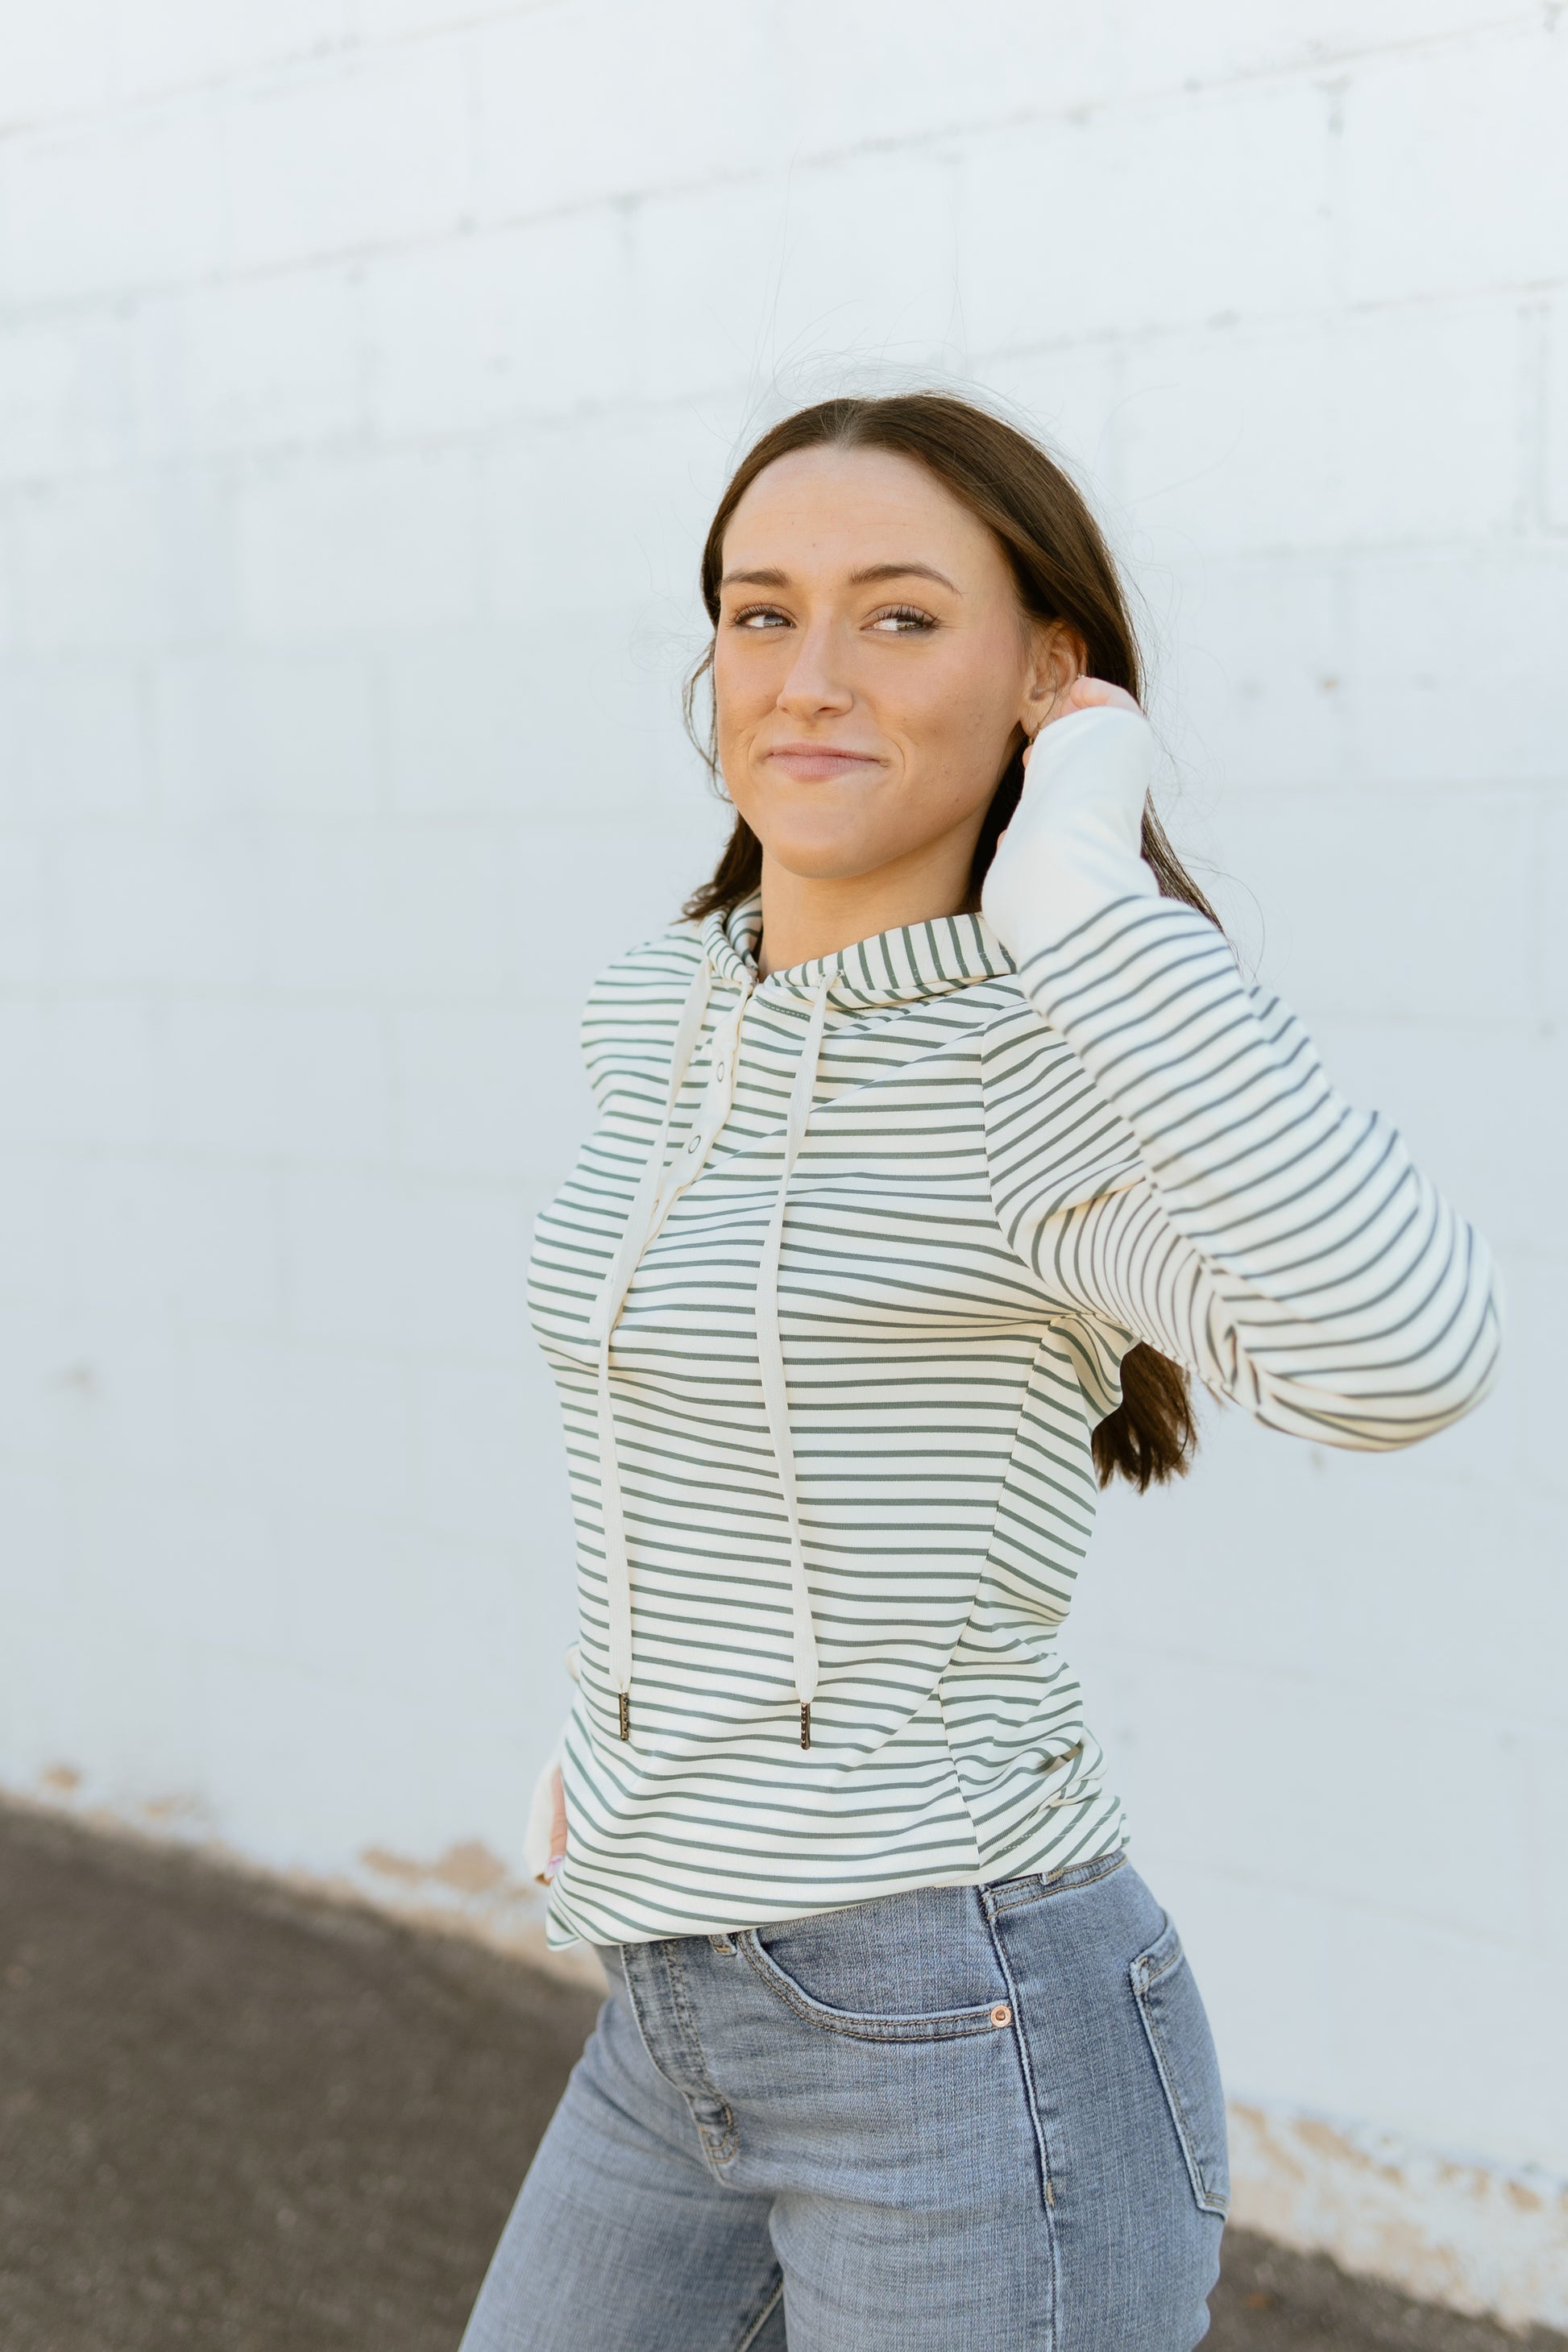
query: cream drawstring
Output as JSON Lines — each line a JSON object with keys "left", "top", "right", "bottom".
{"left": 588, "top": 958, "right": 830, "bottom": 1750}
{"left": 586, "top": 957, "right": 716, "bottom": 1736}
{"left": 753, "top": 974, "right": 832, "bottom": 1749}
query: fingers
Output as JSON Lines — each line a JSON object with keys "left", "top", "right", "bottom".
{"left": 542, "top": 1766, "right": 568, "bottom": 1883}
{"left": 1064, "top": 675, "right": 1141, "bottom": 714}
{"left": 1026, "top": 677, "right": 1143, "bottom": 765}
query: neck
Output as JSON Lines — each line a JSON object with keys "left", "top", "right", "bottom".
{"left": 757, "top": 829, "right": 982, "bottom": 977}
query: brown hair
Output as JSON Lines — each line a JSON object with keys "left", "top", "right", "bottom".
{"left": 680, "top": 392, "right": 1213, "bottom": 1491}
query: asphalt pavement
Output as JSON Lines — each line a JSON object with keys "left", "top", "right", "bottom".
{"left": 0, "top": 1803, "right": 1557, "bottom": 2352}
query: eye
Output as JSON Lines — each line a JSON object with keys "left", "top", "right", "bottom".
{"left": 869, "top": 604, "right": 937, "bottom": 634}
{"left": 730, "top": 604, "right": 791, "bottom": 631}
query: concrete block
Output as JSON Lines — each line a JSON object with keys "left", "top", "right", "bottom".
{"left": 762, "top": 2, "right": 1112, "bottom": 151}
{"left": 1105, "top": 0, "right": 1528, "bottom": 98}
{"left": 32, "top": 993, "right": 159, "bottom": 1152}
{"left": 970, "top": 343, "right": 1129, "bottom": 492}
{"left": 225, "top": 47, "right": 473, "bottom": 272}
{"left": 0, "top": 0, "right": 114, "bottom": 125}
{"left": 263, "top": 1340, "right": 419, "bottom": 1525}
{"left": 1112, "top": 299, "right": 1518, "bottom": 559}
{"left": 475, "top": 1, "right": 782, "bottom": 222}
{"left": 629, "top": 150, "right": 963, "bottom": 407}
{"left": 1524, "top": 1731, "right": 1568, "bottom": 1955}
{"left": 1342, "top": 546, "right": 1568, "bottom": 787}
{"left": 1340, "top": 28, "right": 1568, "bottom": 307}
{"left": 1160, "top": 554, "right": 1350, "bottom": 802}
{"left": 1118, "top": 1654, "right": 1534, "bottom": 1943}
{"left": 960, "top": 79, "right": 1334, "bottom": 348}
{"left": 150, "top": 648, "right": 382, "bottom": 818}
{"left": 480, "top": 408, "right": 722, "bottom": 625}
{"left": 383, "top": 617, "right": 697, "bottom": 819}
{"left": 1211, "top": 781, "right": 1534, "bottom": 1023}
{"left": 363, "top": 211, "right": 634, "bottom": 439}
{"left": 0, "top": 106, "right": 226, "bottom": 304}
{"left": 56, "top": 826, "right": 268, "bottom": 989}
{"left": 391, "top": 1004, "right": 588, "bottom": 1178}
{"left": 113, "top": 0, "right": 353, "bottom": 98}
{"left": 280, "top": 1167, "right": 529, "bottom": 1354}
{"left": 1176, "top": 1873, "right": 1565, "bottom": 2172}
{"left": 259, "top": 817, "right": 519, "bottom": 996}
{"left": 61, "top": 1157, "right": 284, "bottom": 1329}
{"left": 500, "top": 811, "right": 728, "bottom": 1010}
{"left": 411, "top": 1354, "right": 572, "bottom": 1549}
{"left": 1545, "top": 298, "right": 1567, "bottom": 533}
{"left": 0, "top": 1157, "right": 66, "bottom": 1305}
{"left": 10, "top": 469, "right": 232, "bottom": 656}
{"left": 0, "top": 313, "right": 136, "bottom": 488}
{"left": 351, "top": 0, "right": 496, "bottom": 31}
{"left": 1307, "top": 1017, "right": 1566, "bottom": 1256}
{"left": 0, "top": 833, "right": 52, "bottom": 985}
{"left": 10, "top": 658, "right": 151, "bottom": 816}
{"left": 151, "top": 997, "right": 391, "bottom": 1160}
{"left": 1496, "top": 1248, "right": 1568, "bottom": 1513}
{"left": 235, "top": 446, "right": 481, "bottom": 641}
{"left": 1543, "top": 790, "right": 1568, "bottom": 1025}
{"left": 133, "top": 267, "right": 365, "bottom": 462}
{"left": 0, "top": 1000, "right": 51, "bottom": 1147}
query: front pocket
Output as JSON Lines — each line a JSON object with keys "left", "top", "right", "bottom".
{"left": 1130, "top": 1916, "right": 1230, "bottom": 2216}
{"left": 737, "top": 1930, "right": 1010, "bottom": 2044}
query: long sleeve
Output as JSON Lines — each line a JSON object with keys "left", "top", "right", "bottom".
{"left": 981, "top": 708, "right": 1500, "bottom": 1449}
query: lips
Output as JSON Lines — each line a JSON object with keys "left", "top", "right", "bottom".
{"left": 765, "top": 744, "right": 883, "bottom": 781}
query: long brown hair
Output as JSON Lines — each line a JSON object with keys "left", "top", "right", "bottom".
{"left": 680, "top": 392, "right": 1213, "bottom": 1491}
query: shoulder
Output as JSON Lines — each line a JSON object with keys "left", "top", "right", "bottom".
{"left": 583, "top": 923, "right": 704, "bottom": 1025}
{"left": 580, "top": 923, "right": 705, "bottom": 1105}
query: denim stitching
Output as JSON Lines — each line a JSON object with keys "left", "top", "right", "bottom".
{"left": 732, "top": 2275, "right": 784, "bottom": 2351}
{"left": 736, "top": 1931, "right": 1002, "bottom": 2043}
{"left": 980, "top": 1886, "right": 1061, "bottom": 2350}
{"left": 662, "top": 1943, "right": 738, "bottom": 2170}
{"left": 989, "top": 1848, "right": 1127, "bottom": 1914}
{"left": 1130, "top": 1933, "right": 1230, "bottom": 2218}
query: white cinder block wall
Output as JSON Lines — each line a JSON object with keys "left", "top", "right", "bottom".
{"left": 2, "top": 2, "right": 1564, "bottom": 2325}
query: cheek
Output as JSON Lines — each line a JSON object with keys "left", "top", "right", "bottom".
{"left": 712, "top": 638, "right": 778, "bottom": 735}
{"left": 898, "top": 645, "right": 1022, "bottom": 792}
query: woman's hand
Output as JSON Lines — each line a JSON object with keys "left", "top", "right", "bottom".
{"left": 981, "top": 678, "right": 1159, "bottom": 957}
{"left": 541, "top": 1767, "right": 567, "bottom": 1884}
{"left": 1027, "top": 674, "right": 1142, "bottom": 758}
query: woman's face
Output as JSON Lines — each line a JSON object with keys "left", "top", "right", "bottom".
{"left": 713, "top": 446, "right": 1070, "bottom": 888}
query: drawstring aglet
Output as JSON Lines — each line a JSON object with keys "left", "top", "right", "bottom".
{"left": 799, "top": 1703, "right": 811, "bottom": 1750}
{"left": 618, "top": 1692, "right": 630, "bottom": 1741}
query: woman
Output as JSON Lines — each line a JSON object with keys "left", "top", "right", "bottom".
{"left": 463, "top": 395, "right": 1498, "bottom": 2352}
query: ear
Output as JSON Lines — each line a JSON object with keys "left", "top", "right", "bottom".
{"left": 1018, "top": 621, "right": 1087, "bottom": 736}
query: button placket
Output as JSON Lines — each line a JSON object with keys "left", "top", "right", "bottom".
{"left": 653, "top": 996, "right": 746, "bottom": 1217}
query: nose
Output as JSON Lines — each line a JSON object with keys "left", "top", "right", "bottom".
{"left": 776, "top": 619, "right": 853, "bottom": 720}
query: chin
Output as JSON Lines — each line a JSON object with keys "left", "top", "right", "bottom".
{"left": 762, "top": 838, "right": 897, "bottom": 884}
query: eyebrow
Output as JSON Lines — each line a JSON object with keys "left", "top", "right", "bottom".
{"left": 719, "top": 560, "right": 961, "bottom": 593}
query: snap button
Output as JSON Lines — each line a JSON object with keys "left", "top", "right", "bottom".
{"left": 990, "top": 2003, "right": 1013, "bottom": 2028}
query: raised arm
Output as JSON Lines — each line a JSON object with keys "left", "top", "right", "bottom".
{"left": 980, "top": 696, "right": 1500, "bottom": 1449}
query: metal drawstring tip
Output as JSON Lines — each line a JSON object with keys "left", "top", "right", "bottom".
{"left": 799, "top": 1703, "right": 811, "bottom": 1750}
{"left": 618, "top": 1692, "right": 630, "bottom": 1741}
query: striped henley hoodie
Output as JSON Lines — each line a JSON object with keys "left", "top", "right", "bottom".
{"left": 528, "top": 707, "right": 1500, "bottom": 1949}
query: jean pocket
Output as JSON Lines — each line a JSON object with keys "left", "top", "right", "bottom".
{"left": 1130, "top": 1915, "right": 1230, "bottom": 2217}
{"left": 742, "top": 1919, "right": 1010, "bottom": 2051}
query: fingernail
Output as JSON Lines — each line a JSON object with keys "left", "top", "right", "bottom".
{"left": 543, "top": 1853, "right": 566, "bottom": 1881}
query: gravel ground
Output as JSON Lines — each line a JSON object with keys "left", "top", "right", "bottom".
{"left": 0, "top": 1803, "right": 1557, "bottom": 2352}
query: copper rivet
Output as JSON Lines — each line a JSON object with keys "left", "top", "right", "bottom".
{"left": 990, "top": 2003, "right": 1013, "bottom": 2028}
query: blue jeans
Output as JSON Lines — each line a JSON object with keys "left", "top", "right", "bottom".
{"left": 460, "top": 1854, "right": 1227, "bottom": 2350}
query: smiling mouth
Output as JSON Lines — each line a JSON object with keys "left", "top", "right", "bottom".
{"left": 765, "top": 744, "right": 884, "bottom": 779}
